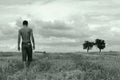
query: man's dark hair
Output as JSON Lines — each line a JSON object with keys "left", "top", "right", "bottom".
{"left": 23, "top": 20, "right": 28, "bottom": 26}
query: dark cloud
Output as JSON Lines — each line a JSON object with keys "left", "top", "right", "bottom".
{"left": 40, "top": 28, "right": 90, "bottom": 39}
{"left": 33, "top": 20, "right": 90, "bottom": 39}
{"left": 38, "top": 20, "right": 72, "bottom": 30}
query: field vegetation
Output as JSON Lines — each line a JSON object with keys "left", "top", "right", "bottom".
{"left": 0, "top": 51, "right": 120, "bottom": 80}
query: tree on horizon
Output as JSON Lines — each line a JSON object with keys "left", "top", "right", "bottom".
{"left": 83, "top": 41, "right": 94, "bottom": 53}
{"left": 95, "top": 39, "right": 106, "bottom": 53}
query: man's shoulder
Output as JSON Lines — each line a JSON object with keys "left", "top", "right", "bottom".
{"left": 28, "top": 28, "right": 33, "bottom": 31}
{"left": 18, "top": 28, "right": 22, "bottom": 32}
{"left": 19, "top": 27, "right": 32, "bottom": 32}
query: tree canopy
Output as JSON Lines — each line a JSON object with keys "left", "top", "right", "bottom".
{"left": 95, "top": 39, "right": 106, "bottom": 52}
{"left": 83, "top": 41, "right": 94, "bottom": 52}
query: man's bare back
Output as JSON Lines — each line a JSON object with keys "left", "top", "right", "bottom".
{"left": 19, "top": 27, "right": 32, "bottom": 43}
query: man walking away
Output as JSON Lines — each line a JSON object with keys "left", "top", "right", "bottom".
{"left": 18, "top": 20, "right": 35, "bottom": 69}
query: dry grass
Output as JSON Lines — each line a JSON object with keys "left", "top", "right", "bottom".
{"left": 0, "top": 52, "right": 120, "bottom": 80}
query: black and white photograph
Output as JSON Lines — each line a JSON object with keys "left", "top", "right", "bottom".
{"left": 0, "top": 0, "right": 120, "bottom": 80}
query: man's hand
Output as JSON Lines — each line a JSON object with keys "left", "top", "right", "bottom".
{"left": 18, "top": 46, "right": 20, "bottom": 51}
{"left": 33, "top": 45, "right": 35, "bottom": 50}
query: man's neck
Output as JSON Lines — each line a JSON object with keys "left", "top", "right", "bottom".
{"left": 23, "top": 25, "right": 28, "bottom": 27}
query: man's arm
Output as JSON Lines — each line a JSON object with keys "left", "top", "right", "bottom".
{"left": 31, "top": 29, "right": 35, "bottom": 50}
{"left": 18, "top": 30, "right": 21, "bottom": 51}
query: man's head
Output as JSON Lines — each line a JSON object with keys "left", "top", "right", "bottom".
{"left": 23, "top": 20, "right": 28, "bottom": 26}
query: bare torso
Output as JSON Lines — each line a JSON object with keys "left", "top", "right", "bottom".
{"left": 19, "top": 27, "right": 32, "bottom": 43}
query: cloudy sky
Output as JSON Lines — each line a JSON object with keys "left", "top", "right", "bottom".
{"left": 0, "top": 0, "right": 120, "bottom": 52}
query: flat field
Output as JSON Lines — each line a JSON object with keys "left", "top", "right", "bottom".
{"left": 0, "top": 51, "right": 120, "bottom": 80}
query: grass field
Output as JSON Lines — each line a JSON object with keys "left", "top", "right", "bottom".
{"left": 0, "top": 51, "right": 120, "bottom": 80}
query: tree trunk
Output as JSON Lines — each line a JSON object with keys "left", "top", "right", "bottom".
{"left": 99, "top": 49, "right": 101, "bottom": 53}
{"left": 87, "top": 49, "right": 89, "bottom": 53}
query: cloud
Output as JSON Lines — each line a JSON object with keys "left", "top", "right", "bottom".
{"left": 0, "top": 0, "right": 120, "bottom": 51}
{"left": 32, "top": 17, "right": 90, "bottom": 40}
{"left": 0, "top": 23, "right": 18, "bottom": 40}
{"left": 0, "top": 0, "right": 56, "bottom": 5}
